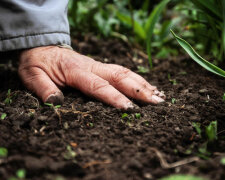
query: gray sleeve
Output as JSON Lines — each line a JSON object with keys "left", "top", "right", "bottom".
{"left": 0, "top": 0, "right": 71, "bottom": 52}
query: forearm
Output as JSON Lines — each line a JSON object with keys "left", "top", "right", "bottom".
{"left": 0, "top": 0, "right": 70, "bottom": 52}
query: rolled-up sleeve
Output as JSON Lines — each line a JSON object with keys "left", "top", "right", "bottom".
{"left": 0, "top": 0, "right": 70, "bottom": 52}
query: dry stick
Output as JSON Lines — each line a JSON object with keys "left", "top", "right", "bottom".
{"left": 149, "top": 147, "right": 200, "bottom": 169}
{"left": 82, "top": 159, "right": 111, "bottom": 169}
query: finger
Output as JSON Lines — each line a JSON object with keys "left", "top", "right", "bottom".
{"left": 65, "top": 68, "right": 133, "bottom": 109}
{"left": 19, "top": 67, "right": 64, "bottom": 105}
{"left": 91, "top": 63, "right": 165, "bottom": 104}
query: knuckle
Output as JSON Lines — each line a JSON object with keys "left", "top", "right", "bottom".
{"left": 90, "top": 78, "right": 110, "bottom": 93}
{"left": 110, "top": 66, "right": 131, "bottom": 84}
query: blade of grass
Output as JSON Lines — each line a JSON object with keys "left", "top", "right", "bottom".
{"left": 145, "top": 0, "right": 170, "bottom": 69}
{"left": 191, "top": 0, "right": 222, "bottom": 20}
{"left": 116, "top": 12, "right": 146, "bottom": 40}
{"left": 171, "top": 30, "right": 225, "bottom": 78}
{"left": 222, "top": 0, "right": 225, "bottom": 58}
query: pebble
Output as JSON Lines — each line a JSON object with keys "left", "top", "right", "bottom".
{"left": 37, "top": 115, "right": 48, "bottom": 121}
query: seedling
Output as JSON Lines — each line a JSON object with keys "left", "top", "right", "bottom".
{"left": 4, "top": 89, "right": 13, "bottom": 105}
{"left": 192, "top": 122, "right": 201, "bottom": 137}
{"left": 135, "top": 113, "right": 141, "bottom": 119}
{"left": 168, "top": 74, "right": 177, "bottom": 85}
{"left": 205, "top": 121, "right": 217, "bottom": 142}
{"left": 121, "top": 113, "right": 129, "bottom": 119}
{"left": 171, "top": 98, "right": 176, "bottom": 104}
{"left": 137, "top": 66, "right": 149, "bottom": 73}
{"left": 87, "top": 122, "right": 94, "bottom": 127}
{"left": 16, "top": 169, "right": 26, "bottom": 179}
{"left": 63, "top": 145, "right": 76, "bottom": 160}
{"left": 220, "top": 157, "right": 225, "bottom": 165}
{"left": 0, "top": 147, "right": 8, "bottom": 157}
{"left": 160, "top": 174, "right": 204, "bottom": 180}
{"left": 223, "top": 93, "right": 225, "bottom": 101}
{"left": 1, "top": 113, "right": 7, "bottom": 120}
{"left": 44, "top": 103, "right": 61, "bottom": 109}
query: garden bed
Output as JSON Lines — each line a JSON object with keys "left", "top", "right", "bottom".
{"left": 0, "top": 37, "right": 225, "bottom": 180}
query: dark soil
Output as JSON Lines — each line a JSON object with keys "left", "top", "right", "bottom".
{"left": 0, "top": 37, "right": 225, "bottom": 180}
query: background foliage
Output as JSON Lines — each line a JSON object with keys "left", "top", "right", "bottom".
{"left": 68, "top": 0, "right": 225, "bottom": 69}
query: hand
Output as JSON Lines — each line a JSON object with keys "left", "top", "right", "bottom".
{"left": 18, "top": 46, "right": 165, "bottom": 109}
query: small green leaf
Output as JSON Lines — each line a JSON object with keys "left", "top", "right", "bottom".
{"left": 44, "top": 103, "right": 53, "bottom": 107}
{"left": 122, "top": 113, "right": 129, "bottom": 119}
{"left": 137, "top": 66, "right": 149, "bottom": 73}
{"left": 16, "top": 169, "right": 26, "bottom": 179}
{"left": 171, "top": 30, "right": 225, "bottom": 78}
{"left": 135, "top": 113, "right": 141, "bottom": 119}
{"left": 171, "top": 98, "right": 176, "bottom": 104}
{"left": 0, "top": 147, "right": 8, "bottom": 157}
{"left": 220, "top": 157, "right": 225, "bottom": 165}
{"left": 1, "top": 113, "right": 7, "bottom": 120}
{"left": 223, "top": 93, "right": 225, "bottom": 101}
{"left": 192, "top": 122, "right": 201, "bottom": 136}
{"left": 205, "top": 121, "right": 217, "bottom": 141}
{"left": 54, "top": 105, "right": 61, "bottom": 109}
{"left": 160, "top": 174, "right": 205, "bottom": 180}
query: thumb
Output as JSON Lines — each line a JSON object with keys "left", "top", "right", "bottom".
{"left": 19, "top": 67, "right": 64, "bottom": 105}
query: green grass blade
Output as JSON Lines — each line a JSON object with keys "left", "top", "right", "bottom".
{"left": 116, "top": 12, "right": 146, "bottom": 40}
{"left": 191, "top": 0, "right": 222, "bottom": 20}
{"left": 222, "top": 0, "right": 225, "bottom": 58}
{"left": 171, "top": 30, "right": 225, "bottom": 78}
{"left": 145, "top": 0, "right": 170, "bottom": 69}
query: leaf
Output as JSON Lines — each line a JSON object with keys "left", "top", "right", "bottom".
{"left": 145, "top": 0, "right": 170, "bottom": 69}
{"left": 205, "top": 121, "right": 217, "bottom": 141}
{"left": 190, "top": 0, "right": 222, "bottom": 20}
{"left": 116, "top": 12, "right": 146, "bottom": 40}
{"left": 160, "top": 174, "right": 205, "bottom": 180}
{"left": 0, "top": 147, "right": 8, "bottom": 157}
{"left": 222, "top": 0, "right": 225, "bottom": 57}
{"left": 1, "top": 113, "right": 7, "bottom": 120}
{"left": 171, "top": 30, "right": 225, "bottom": 78}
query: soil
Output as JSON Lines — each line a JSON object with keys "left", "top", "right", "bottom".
{"left": 0, "top": 36, "right": 225, "bottom": 180}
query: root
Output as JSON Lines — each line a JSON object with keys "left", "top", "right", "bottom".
{"left": 149, "top": 147, "right": 199, "bottom": 169}
{"left": 82, "top": 159, "right": 111, "bottom": 169}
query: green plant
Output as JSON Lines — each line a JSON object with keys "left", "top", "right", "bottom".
{"left": 117, "top": 0, "right": 170, "bottom": 68}
{"left": 171, "top": 98, "right": 176, "bottom": 104}
{"left": 0, "top": 147, "right": 8, "bottom": 157}
{"left": 44, "top": 103, "right": 61, "bottom": 109}
{"left": 168, "top": 74, "right": 177, "bottom": 85}
{"left": 16, "top": 169, "right": 26, "bottom": 179}
{"left": 192, "top": 122, "right": 201, "bottom": 137}
{"left": 1, "top": 113, "right": 7, "bottom": 120}
{"left": 223, "top": 93, "right": 225, "bottom": 101}
{"left": 220, "top": 157, "right": 225, "bottom": 165}
{"left": 205, "top": 121, "right": 217, "bottom": 142}
{"left": 4, "top": 89, "right": 13, "bottom": 105}
{"left": 160, "top": 174, "right": 205, "bottom": 180}
{"left": 63, "top": 145, "right": 76, "bottom": 160}
{"left": 171, "top": 30, "right": 225, "bottom": 78}
{"left": 135, "top": 113, "right": 141, "bottom": 119}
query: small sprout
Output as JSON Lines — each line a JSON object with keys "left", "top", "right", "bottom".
{"left": 63, "top": 145, "right": 76, "bottom": 160}
{"left": 205, "top": 121, "right": 217, "bottom": 142}
{"left": 220, "top": 157, "right": 225, "bottom": 165}
{"left": 44, "top": 103, "right": 61, "bottom": 109}
{"left": 171, "top": 98, "right": 176, "bottom": 104}
{"left": 135, "top": 113, "right": 141, "bottom": 119}
{"left": 223, "top": 93, "right": 225, "bottom": 101}
{"left": 168, "top": 74, "right": 177, "bottom": 85}
{"left": 144, "top": 121, "right": 149, "bottom": 126}
{"left": 0, "top": 147, "right": 8, "bottom": 157}
{"left": 87, "top": 122, "right": 94, "bottom": 127}
{"left": 1, "top": 113, "right": 7, "bottom": 120}
{"left": 179, "top": 71, "right": 187, "bottom": 75}
{"left": 4, "top": 89, "right": 13, "bottom": 105}
{"left": 121, "top": 113, "right": 129, "bottom": 119}
{"left": 137, "top": 66, "right": 149, "bottom": 73}
{"left": 16, "top": 169, "right": 26, "bottom": 179}
{"left": 198, "top": 142, "right": 210, "bottom": 158}
{"left": 192, "top": 122, "right": 201, "bottom": 137}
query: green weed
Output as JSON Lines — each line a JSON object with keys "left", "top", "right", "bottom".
{"left": 63, "top": 145, "right": 76, "bottom": 160}
{"left": 4, "top": 89, "right": 13, "bottom": 105}
{"left": 1, "top": 113, "right": 7, "bottom": 120}
{"left": 44, "top": 103, "right": 61, "bottom": 109}
{"left": 171, "top": 98, "right": 176, "bottom": 104}
{"left": 205, "top": 121, "right": 217, "bottom": 142}
{"left": 0, "top": 147, "right": 8, "bottom": 157}
{"left": 223, "top": 93, "right": 225, "bottom": 101}
{"left": 160, "top": 174, "right": 204, "bottom": 180}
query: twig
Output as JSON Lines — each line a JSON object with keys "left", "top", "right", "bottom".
{"left": 149, "top": 147, "right": 199, "bottom": 169}
{"left": 82, "top": 159, "right": 111, "bottom": 169}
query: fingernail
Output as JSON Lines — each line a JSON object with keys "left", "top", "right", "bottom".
{"left": 152, "top": 95, "right": 165, "bottom": 103}
{"left": 124, "top": 102, "right": 134, "bottom": 109}
{"left": 45, "top": 91, "right": 64, "bottom": 105}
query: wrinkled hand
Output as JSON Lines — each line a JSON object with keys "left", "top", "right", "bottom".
{"left": 18, "top": 46, "right": 165, "bottom": 109}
